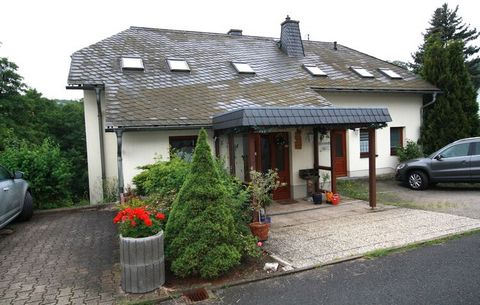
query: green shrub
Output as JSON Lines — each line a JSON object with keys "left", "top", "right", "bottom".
{"left": 165, "top": 129, "right": 258, "bottom": 279}
{"left": 132, "top": 156, "right": 191, "bottom": 207}
{"left": 396, "top": 140, "right": 424, "bottom": 162}
{"left": 0, "top": 138, "right": 73, "bottom": 208}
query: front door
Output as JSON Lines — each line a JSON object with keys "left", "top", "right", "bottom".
{"left": 331, "top": 130, "right": 347, "bottom": 177}
{"left": 259, "top": 133, "right": 291, "bottom": 200}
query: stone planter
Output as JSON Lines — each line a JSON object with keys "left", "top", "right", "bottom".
{"left": 120, "top": 231, "right": 165, "bottom": 293}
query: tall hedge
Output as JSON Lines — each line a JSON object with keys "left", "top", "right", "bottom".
{"left": 164, "top": 129, "right": 243, "bottom": 278}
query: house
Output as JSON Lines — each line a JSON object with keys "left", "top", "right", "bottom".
{"left": 67, "top": 16, "right": 439, "bottom": 204}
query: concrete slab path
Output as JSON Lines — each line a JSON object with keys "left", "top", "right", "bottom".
{"left": 264, "top": 199, "right": 480, "bottom": 269}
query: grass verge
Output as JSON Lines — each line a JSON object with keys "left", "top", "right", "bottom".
{"left": 364, "top": 228, "right": 480, "bottom": 259}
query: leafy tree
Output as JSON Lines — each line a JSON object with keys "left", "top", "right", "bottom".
{"left": 164, "top": 129, "right": 256, "bottom": 278}
{"left": 411, "top": 3, "right": 480, "bottom": 89}
{"left": 419, "top": 35, "right": 479, "bottom": 154}
{"left": 0, "top": 57, "right": 26, "bottom": 97}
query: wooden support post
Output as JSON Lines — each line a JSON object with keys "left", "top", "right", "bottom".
{"left": 228, "top": 134, "right": 235, "bottom": 175}
{"left": 313, "top": 128, "right": 319, "bottom": 193}
{"left": 330, "top": 130, "right": 337, "bottom": 194}
{"left": 368, "top": 128, "right": 377, "bottom": 208}
{"left": 247, "top": 131, "right": 256, "bottom": 181}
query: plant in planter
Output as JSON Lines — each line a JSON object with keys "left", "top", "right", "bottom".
{"left": 113, "top": 204, "right": 167, "bottom": 293}
{"left": 312, "top": 172, "right": 330, "bottom": 204}
{"left": 248, "top": 169, "right": 280, "bottom": 241}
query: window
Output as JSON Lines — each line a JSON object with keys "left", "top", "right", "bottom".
{"left": 440, "top": 143, "right": 470, "bottom": 158}
{"left": 167, "top": 59, "right": 190, "bottom": 72}
{"left": 304, "top": 64, "right": 327, "bottom": 76}
{"left": 350, "top": 66, "right": 374, "bottom": 78}
{"left": 0, "top": 166, "right": 11, "bottom": 181}
{"left": 379, "top": 68, "right": 403, "bottom": 79}
{"left": 360, "top": 129, "right": 369, "bottom": 158}
{"left": 121, "top": 57, "right": 144, "bottom": 70}
{"left": 169, "top": 136, "right": 197, "bottom": 161}
{"left": 390, "top": 127, "right": 404, "bottom": 155}
{"left": 232, "top": 62, "right": 255, "bottom": 74}
{"left": 472, "top": 142, "right": 480, "bottom": 155}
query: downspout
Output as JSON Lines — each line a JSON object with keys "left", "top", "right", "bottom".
{"left": 420, "top": 92, "right": 438, "bottom": 126}
{"left": 115, "top": 128, "right": 125, "bottom": 199}
{"left": 95, "top": 87, "right": 106, "bottom": 194}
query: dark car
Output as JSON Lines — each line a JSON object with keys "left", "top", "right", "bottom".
{"left": 0, "top": 165, "right": 33, "bottom": 229}
{"left": 395, "top": 137, "right": 480, "bottom": 190}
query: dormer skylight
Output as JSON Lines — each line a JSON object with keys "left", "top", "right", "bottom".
{"left": 121, "top": 57, "right": 144, "bottom": 71}
{"left": 350, "top": 66, "right": 374, "bottom": 78}
{"left": 378, "top": 68, "right": 403, "bottom": 79}
{"left": 304, "top": 64, "right": 327, "bottom": 76}
{"left": 232, "top": 62, "right": 255, "bottom": 74}
{"left": 167, "top": 59, "right": 190, "bottom": 72}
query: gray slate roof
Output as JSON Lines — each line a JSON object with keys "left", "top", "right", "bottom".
{"left": 213, "top": 107, "right": 392, "bottom": 130}
{"left": 68, "top": 26, "right": 438, "bottom": 129}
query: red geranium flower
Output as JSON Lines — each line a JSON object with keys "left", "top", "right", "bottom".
{"left": 155, "top": 213, "right": 166, "bottom": 220}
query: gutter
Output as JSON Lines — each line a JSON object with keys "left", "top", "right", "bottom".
{"left": 420, "top": 92, "right": 438, "bottom": 125}
{"left": 115, "top": 128, "right": 125, "bottom": 199}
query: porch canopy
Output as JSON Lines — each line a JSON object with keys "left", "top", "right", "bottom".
{"left": 213, "top": 107, "right": 392, "bottom": 208}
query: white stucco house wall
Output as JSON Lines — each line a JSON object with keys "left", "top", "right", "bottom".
{"left": 68, "top": 17, "right": 439, "bottom": 204}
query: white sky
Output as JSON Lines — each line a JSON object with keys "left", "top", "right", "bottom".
{"left": 1, "top": 0, "right": 479, "bottom": 100}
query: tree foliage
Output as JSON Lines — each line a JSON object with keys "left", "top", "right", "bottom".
{"left": 164, "top": 129, "right": 257, "bottom": 279}
{"left": 419, "top": 35, "right": 479, "bottom": 154}
{"left": 0, "top": 57, "right": 26, "bottom": 97}
{"left": 411, "top": 3, "right": 480, "bottom": 89}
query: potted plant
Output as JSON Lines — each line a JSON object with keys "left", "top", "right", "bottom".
{"left": 312, "top": 172, "right": 330, "bottom": 204}
{"left": 113, "top": 202, "right": 168, "bottom": 293}
{"left": 248, "top": 169, "right": 280, "bottom": 241}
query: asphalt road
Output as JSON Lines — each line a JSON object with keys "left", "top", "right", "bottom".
{"left": 179, "top": 232, "right": 480, "bottom": 305}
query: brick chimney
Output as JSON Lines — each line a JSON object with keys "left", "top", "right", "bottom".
{"left": 279, "top": 15, "right": 304, "bottom": 57}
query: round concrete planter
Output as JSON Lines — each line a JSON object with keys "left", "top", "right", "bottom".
{"left": 120, "top": 231, "right": 165, "bottom": 293}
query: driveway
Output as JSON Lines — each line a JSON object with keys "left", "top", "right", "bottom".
{"left": 373, "top": 179, "right": 480, "bottom": 219}
{"left": 0, "top": 209, "right": 119, "bottom": 305}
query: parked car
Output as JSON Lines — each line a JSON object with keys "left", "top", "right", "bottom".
{"left": 395, "top": 137, "right": 480, "bottom": 190}
{"left": 0, "top": 165, "right": 33, "bottom": 229}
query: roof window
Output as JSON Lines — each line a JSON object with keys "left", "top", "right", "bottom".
{"left": 379, "top": 68, "right": 403, "bottom": 79}
{"left": 304, "top": 64, "right": 327, "bottom": 76}
{"left": 167, "top": 59, "right": 190, "bottom": 72}
{"left": 350, "top": 66, "right": 374, "bottom": 78}
{"left": 121, "top": 57, "right": 144, "bottom": 70}
{"left": 232, "top": 62, "right": 255, "bottom": 74}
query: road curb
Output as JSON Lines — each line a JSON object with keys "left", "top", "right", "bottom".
{"left": 34, "top": 202, "right": 117, "bottom": 215}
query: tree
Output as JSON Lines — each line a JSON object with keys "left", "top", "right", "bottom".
{"left": 0, "top": 57, "right": 26, "bottom": 97}
{"left": 411, "top": 4, "right": 480, "bottom": 89}
{"left": 419, "top": 35, "right": 479, "bottom": 154}
{"left": 164, "top": 129, "right": 244, "bottom": 278}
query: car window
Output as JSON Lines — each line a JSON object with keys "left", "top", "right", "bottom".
{"left": 440, "top": 143, "right": 470, "bottom": 158}
{"left": 472, "top": 142, "right": 480, "bottom": 156}
{"left": 0, "top": 166, "right": 12, "bottom": 181}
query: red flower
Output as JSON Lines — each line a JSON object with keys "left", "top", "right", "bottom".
{"left": 144, "top": 218, "right": 152, "bottom": 227}
{"left": 131, "top": 220, "right": 137, "bottom": 227}
{"left": 155, "top": 213, "right": 166, "bottom": 220}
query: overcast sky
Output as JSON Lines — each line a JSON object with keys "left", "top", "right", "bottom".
{"left": 1, "top": 0, "right": 479, "bottom": 100}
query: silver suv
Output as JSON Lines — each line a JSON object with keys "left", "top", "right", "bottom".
{"left": 0, "top": 165, "right": 33, "bottom": 229}
{"left": 395, "top": 137, "right": 480, "bottom": 190}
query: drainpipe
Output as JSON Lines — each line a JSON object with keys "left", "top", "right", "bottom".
{"left": 95, "top": 87, "right": 106, "bottom": 194}
{"left": 115, "top": 128, "right": 125, "bottom": 199}
{"left": 420, "top": 92, "right": 438, "bottom": 126}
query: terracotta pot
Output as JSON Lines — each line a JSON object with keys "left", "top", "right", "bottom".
{"left": 249, "top": 222, "right": 270, "bottom": 241}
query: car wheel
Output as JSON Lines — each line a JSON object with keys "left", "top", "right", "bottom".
{"left": 407, "top": 171, "right": 429, "bottom": 190}
{"left": 18, "top": 192, "right": 33, "bottom": 221}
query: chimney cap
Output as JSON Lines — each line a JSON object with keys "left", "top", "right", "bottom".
{"left": 281, "top": 15, "right": 299, "bottom": 26}
{"left": 227, "top": 29, "right": 243, "bottom": 36}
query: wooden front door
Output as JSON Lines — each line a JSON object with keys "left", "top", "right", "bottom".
{"left": 331, "top": 130, "right": 347, "bottom": 177}
{"left": 259, "top": 132, "right": 291, "bottom": 200}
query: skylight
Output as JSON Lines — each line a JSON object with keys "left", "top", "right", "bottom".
{"left": 232, "top": 62, "right": 255, "bottom": 74}
{"left": 121, "top": 57, "right": 144, "bottom": 70}
{"left": 167, "top": 59, "right": 190, "bottom": 72}
{"left": 378, "top": 68, "right": 403, "bottom": 79}
{"left": 304, "top": 64, "right": 327, "bottom": 76}
{"left": 350, "top": 67, "right": 374, "bottom": 78}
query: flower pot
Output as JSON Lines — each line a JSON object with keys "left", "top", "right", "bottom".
{"left": 331, "top": 193, "right": 340, "bottom": 205}
{"left": 312, "top": 193, "right": 322, "bottom": 204}
{"left": 120, "top": 231, "right": 165, "bottom": 293}
{"left": 249, "top": 222, "right": 270, "bottom": 241}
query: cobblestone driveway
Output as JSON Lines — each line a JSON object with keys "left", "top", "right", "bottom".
{"left": 0, "top": 209, "right": 120, "bottom": 305}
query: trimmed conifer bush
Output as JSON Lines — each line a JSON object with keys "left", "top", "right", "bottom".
{"left": 165, "top": 129, "right": 255, "bottom": 278}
